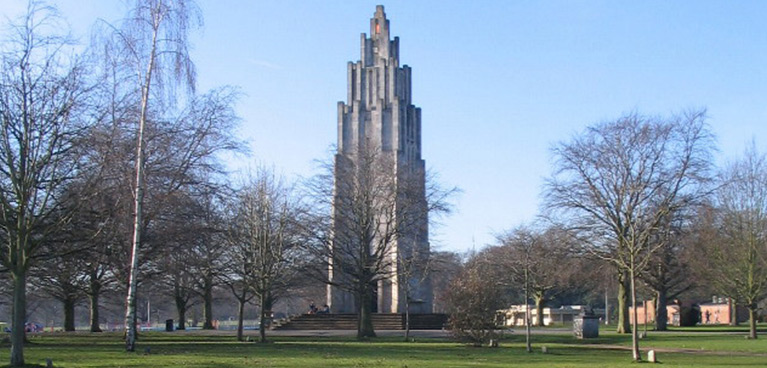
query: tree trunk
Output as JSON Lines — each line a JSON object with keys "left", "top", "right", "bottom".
{"left": 258, "top": 293, "right": 271, "bottom": 343}
{"left": 730, "top": 298, "right": 739, "bottom": 326}
{"left": 357, "top": 287, "right": 376, "bottom": 339}
{"left": 748, "top": 307, "right": 758, "bottom": 339}
{"left": 525, "top": 303, "right": 532, "bottom": 353}
{"left": 604, "top": 289, "right": 610, "bottom": 325}
{"left": 124, "top": 247, "right": 140, "bottom": 351}
{"left": 126, "top": 7, "right": 160, "bottom": 351}
{"left": 174, "top": 286, "right": 187, "bottom": 330}
{"left": 534, "top": 294, "right": 545, "bottom": 327}
{"left": 202, "top": 278, "right": 214, "bottom": 330}
{"left": 404, "top": 297, "right": 410, "bottom": 341}
{"left": 191, "top": 309, "right": 199, "bottom": 327}
{"left": 176, "top": 303, "right": 187, "bottom": 330}
{"left": 655, "top": 289, "right": 668, "bottom": 331}
{"left": 616, "top": 270, "right": 631, "bottom": 334}
{"left": 629, "top": 267, "right": 641, "bottom": 362}
{"left": 237, "top": 299, "right": 245, "bottom": 342}
{"left": 524, "top": 266, "right": 532, "bottom": 353}
{"left": 63, "top": 297, "right": 76, "bottom": 332}
{"left": 132, "top": 311, "right": 139, "bottom": 341}
{"left": 10, "top": 271, "right": 27, "bottom": 367}
{"left": 89, "top": 281, "right": 102, "bottom": 332}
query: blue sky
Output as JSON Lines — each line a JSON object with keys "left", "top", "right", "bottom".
{"left": 3, "top": 1, "right": 766, "bottom": 253}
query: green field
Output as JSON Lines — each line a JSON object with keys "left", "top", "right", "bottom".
{"left": 2, "top": 329, "right": 765, "bottom": 367}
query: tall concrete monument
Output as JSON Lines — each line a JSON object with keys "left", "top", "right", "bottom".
{"left": 327, "top": 5, "right": 432, "bottom": 314}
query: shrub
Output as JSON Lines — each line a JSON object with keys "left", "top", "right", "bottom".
{"left": 445, "top": 263, "right": 506, "bottom": 346}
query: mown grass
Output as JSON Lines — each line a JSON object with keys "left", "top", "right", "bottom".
{"left": 521, "top": 329, "right": 767, "bottom": 354}
{"left": 0, "top": 330, "right": 764, "bottom": 367}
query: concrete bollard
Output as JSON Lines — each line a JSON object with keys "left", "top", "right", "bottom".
{"left": 648, "top": 349, "right": 657, "bottom": 363}
{"left": 541, "top": 346, "right": 548, "bottom": 354}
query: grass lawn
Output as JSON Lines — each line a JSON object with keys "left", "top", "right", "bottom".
{"left": 0, "top": 330, "right": 764, "bottom": 367}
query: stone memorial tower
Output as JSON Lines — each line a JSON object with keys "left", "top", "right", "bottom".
{"left": 327, "top": 5, "right": 432, "bottom": 314}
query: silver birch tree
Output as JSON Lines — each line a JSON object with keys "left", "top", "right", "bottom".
{"left": 102, "top": 0, "right": 200, "bottom": 351}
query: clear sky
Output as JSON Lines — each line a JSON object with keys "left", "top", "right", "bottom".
{"left": 3, "top": 1, "right": 766, "bottom": 253}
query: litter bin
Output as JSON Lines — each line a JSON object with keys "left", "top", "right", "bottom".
{"left": 165, "top": 319, "right": 174, "bottom": 332}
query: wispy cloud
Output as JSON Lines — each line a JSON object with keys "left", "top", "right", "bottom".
{"left": 248, "top": 59, "right": 283, "bottom": 70}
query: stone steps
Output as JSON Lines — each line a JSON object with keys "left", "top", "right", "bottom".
{"left": 272, "top": 313, "right": 447, "bottom": 330}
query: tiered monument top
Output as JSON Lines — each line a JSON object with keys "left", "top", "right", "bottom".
{"left": 337, "top": 5, "right": 421, "bottom": 164}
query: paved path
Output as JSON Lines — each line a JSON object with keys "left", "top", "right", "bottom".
{"left": 174, "top": 329, "right": 452, "bottom": 339}
{"left": 554, "top": 343, "right": 767, "bottom": 358}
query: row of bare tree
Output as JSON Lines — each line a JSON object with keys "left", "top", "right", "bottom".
{"left": 0, "top": 3, "right": 457, "bottom": 366}
{"left": 3, "top": 1, "right": 765, "bottom": 367}
{"left": 445, "top": 111, "right": 767, "bottom": 362}
{"left": 0, "top": 1, "right": 256, "bottom": 365}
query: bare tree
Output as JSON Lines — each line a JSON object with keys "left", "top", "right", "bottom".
{"left": 704, "top": 144, "right": 767, "bottom": 339}
{"left": 303, "top": 146, "right": 454, "bottom": 339}
{"left": 163, "top": 246, "right": 198, "bottom": 330}
{"left": 639, "top": 215, "right": 696, "bottom": 331}
{"left": 72, "top": 186, "right": 122, "bottom": 333}
{"left": 429, "top": 251, "right": 463, "bottom": 313}
{"left": 31, "top": 253, "right": 86, "bottom": 332}
{"left": 75, "top": 127, "right": 132, "bottom": 333}
{"left": 545, "top": 111, "right": 714, "bottom": 361}
{"left": 498, "top": 228, "right": 535, "bottom": 352}
{"left": 497, "top": 225, "right": 579, "bottom": 328}
{"left": 303, "top": 147, "right": 403, "bottom": 339}
{"left": 99, "top": 0, "right": 200, "bottom": 351}
{"left": 397, "top": 244, "right": 432, "bottom": 341}
{"left": 187, "top": 193, "right": 227, "bottom": 330}
{"left": 226, "top": 168, "right": 303, "bottom": 343}
{"left": 488, "top": 224, "right": 582, "bottom": 352}
{"left": 0, "top": 3, "right": 89, "bottom": 365}
{"left": 154, "top": 190, "right": 207, "bottom": 331}
{"left": 29, "top": 196, "right": 98, "bottom": 333}
{"left": 398, "top": 173, "right": 455, "bottom": 341}
{"left": 333, "top": 148, "right": 401, "bottom": 339}
{"left": 75, "top": 35, "right": 140, "bottom": 332}
{"left": 74, "top": 75, "right": 241, "bottom": 339}
{"left": 219, "top": 258, "right": 255, "bottom": 341}
{"left": 27, "top": 181, "right": 99, "bottom": 332}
